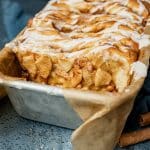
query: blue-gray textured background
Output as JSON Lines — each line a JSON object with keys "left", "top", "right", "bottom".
{"left": 0, "top": 0, "right": 150, "bottom": 149}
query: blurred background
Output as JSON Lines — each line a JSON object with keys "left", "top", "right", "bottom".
{"left": 0, "top": 0, "right": 150, "bottom": 149}
{"left": 0, "top": 0, "right": 48, "bottom": 48}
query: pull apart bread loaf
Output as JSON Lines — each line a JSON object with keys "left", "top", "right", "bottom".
{"left": 5, "top": 0, "right": 150, "bottom": 92}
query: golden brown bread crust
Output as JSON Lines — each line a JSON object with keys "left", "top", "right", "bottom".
{"left": 5, "top": 0, "right": 150, "bottom": 92}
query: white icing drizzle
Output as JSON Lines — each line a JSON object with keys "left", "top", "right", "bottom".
{"left": 88, "top": 45, "right": 112, "bottom": 54}
{"left": 130, "top": 61, "right": 148, "bottom": 80}
{"left": 139, "top": 34, "right": 150, "bottom": 49}
{"left": 111, "top": 53, "right": 128, "bottom": 65}
{"left": 22, "top": 28, "right": 61, "bottom": 41}
{"left": 101, "top": 21, "right": 150, "bottom": 49}
{"left": 137, "top": 0, "right": 147, "bottom": 15}
{"left": 104, "top": 1, "right": 143, "bottom": 23}
{"left": 113, "top": 0, "right": 147, "bottom": 16}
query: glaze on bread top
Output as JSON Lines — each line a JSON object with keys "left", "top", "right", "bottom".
{"left": 6, "top": 0, "right": 150, "bottom": 92}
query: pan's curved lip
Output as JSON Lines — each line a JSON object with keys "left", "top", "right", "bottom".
{"left": 0, "top": 79, "right": 64, "bottom": 96}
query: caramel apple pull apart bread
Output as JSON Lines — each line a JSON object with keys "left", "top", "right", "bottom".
{"left": 5, "top": 0, "right": 150, "bottom": 92}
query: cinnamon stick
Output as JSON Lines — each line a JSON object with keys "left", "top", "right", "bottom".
{"left": 139, "top": 112, "right": 150, "bottom": 127}
{"left": 118, "top": 128, "right": 150, "bottom": 147}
